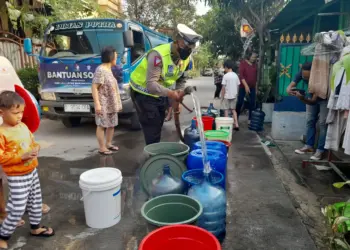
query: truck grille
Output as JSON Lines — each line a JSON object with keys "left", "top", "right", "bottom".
{"left": 56, "top": 93, "right": 93, "bottom": 102}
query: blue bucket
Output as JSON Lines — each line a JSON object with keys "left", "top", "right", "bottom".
{"left": 192, "top": 141, "right": 227, "bottom": 155}
{"left": 182, "top": 169, "right": 225, "bottom": 189}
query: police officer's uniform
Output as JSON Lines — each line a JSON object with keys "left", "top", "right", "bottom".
{"left": 130, "top": 24, "right": 201, "bottom": 145}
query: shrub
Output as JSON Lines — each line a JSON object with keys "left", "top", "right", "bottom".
{"left": 17, "top": 66, "right": 40, "bottom": 100}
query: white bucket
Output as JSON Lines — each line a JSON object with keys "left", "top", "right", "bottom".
{"left": 79, "top": 167, "right": 123, "bottom": 229}
{"left": 215, "top": 117, "right": 234, "bottom": 142}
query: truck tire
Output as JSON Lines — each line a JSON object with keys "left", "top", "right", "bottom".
{"left": 130, "top": 113, "right": 141, "bottom": 130}
{"left": 62, "top": 117, "right": 81, "bottom": 128}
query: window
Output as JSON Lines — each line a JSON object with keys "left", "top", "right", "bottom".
{"left": 42, "top": 29, "right": 124, "bottom": 58}
{"left": 131, "top": 30, "right": 145, "bottom": 64}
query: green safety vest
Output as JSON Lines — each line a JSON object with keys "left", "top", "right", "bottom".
{"left": 130, "top": 43, "right": 190, "bottom": 98}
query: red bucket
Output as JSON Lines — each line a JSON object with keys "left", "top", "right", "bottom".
{"left": 139, "top": 225, "right": 221, "bottom": 250}
{"left": 193, "top": 116, "right": 214, "bottom": 131}
{"left": 212, "top": 139, "right": 232, "bottom": 152}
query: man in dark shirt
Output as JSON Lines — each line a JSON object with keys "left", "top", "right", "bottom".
{"left": 286, "top": 62, "right": 328, "bottom": 160}
{"left": 236, "top": 51, "right": 258, "bottom": 121}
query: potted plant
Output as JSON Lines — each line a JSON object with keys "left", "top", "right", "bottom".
{"left": 258, "top": 65, "right": 276, "bottom": 123}
{"left": 322, "top": 181, "right": 350, "bottom": 249}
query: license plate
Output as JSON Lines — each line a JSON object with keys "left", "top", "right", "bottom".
{"left": 64, "top": 104, "right": 90, "bottom": 113}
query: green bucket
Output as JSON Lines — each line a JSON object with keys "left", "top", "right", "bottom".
{"left": 205, "top": 130, "right": 229, "bottom": 141}
{"left": 144, "top": 142, "right": 190, "bottom": 162}
{"left": 141, "top": 194, "right": 203, "bottom": 227}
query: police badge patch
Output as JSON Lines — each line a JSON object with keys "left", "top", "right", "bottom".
{"left": 166, "top": 65, "right": 174, "bottom": 77}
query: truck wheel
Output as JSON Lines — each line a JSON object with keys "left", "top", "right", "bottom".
{"left": 62, "top": 117, "right": 81, "bottom": 128}
{"left": 130, "top": 113, "right": 141, "bottom": 130}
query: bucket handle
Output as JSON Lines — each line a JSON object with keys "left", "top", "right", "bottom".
{"left": 80, "top": 190, "right": 91, "bottom": 201}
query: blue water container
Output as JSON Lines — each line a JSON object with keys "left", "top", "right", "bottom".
{"left": 149, "top": 165, "right": 185, "bottom": 198}
{"left": 188, "top": 178, "right": 226, "bottom": 242}
{"left": 192, "top": 141, "right": 227, "bottom": 155}
{"left": 184, "top": 119, "right": 200, "bottom": 150}
{"left": 187, "top": 149, "right": 227, "bottom": 188}
{"left": 249, "top": 110, "right": 265, "bottom": 132}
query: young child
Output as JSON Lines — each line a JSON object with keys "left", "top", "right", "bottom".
{"left": 221, "top": 60, "right": 240, "bottom": 130}
{"left": 0, "top": 91, "right": 54, "bottom": 249}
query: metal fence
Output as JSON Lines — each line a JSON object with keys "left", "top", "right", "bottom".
{"left": 0, "top": 31, "right": 42, "bottom": 71}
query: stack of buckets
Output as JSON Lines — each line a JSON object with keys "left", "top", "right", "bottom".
{"left": 185, "top": 113, "right": 234, "bottom": 189}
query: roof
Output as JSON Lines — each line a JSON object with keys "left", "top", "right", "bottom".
{"left": 268, "top": 0, "right": 335, "bottom": 32}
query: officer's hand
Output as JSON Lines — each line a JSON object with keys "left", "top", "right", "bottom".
{"left": 176, "top": 90, "right": 185, "bottom": 102}
{"left": 167, "top": 90, "right": 180, "bottom": 101}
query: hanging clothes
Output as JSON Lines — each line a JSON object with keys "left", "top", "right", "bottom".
{"left": 343, "top": 111, "right": 350, "bottom": 155}
{"left": 325, "top": 43, "right": 350, "bottom": 153}
{"left": 308, "top": 43, "right": 330, "bottom": 99}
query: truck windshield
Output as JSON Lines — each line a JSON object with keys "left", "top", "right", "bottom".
{"left": 42, "top": 29, "right": 124, "bottom": 58}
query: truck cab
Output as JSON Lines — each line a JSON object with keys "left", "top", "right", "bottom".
{"left": 24, "top": 18, "right": 172, "bottom": 128}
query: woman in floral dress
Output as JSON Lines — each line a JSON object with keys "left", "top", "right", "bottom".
{"left": 92, "top": 46, "right": 122, "bottom": 155}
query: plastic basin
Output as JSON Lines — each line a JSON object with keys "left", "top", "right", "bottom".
{"left": 144, "top": 142, "right": 190, "bottom": 162}
{"left": 141, "top": 194, "right": 202, "bottom": 227}
{"left": 205, "top": 130, "right": 229, "bottom": 141}
{"left": 139, "top": 225, "right": 221, "bottom": 250}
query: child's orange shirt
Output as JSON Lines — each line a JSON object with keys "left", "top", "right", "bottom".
{"left": 0, "top": 122, "right": 39, "bottom": 176}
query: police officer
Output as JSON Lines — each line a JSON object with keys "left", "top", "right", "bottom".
{"left": 130, "top": 24, "right": 202, "bottom": 145}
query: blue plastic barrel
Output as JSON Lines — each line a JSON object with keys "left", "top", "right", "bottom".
{"left": 192, "top": 141, "right": 227, "bottom": 155}
{"left": 186, "top": 149, "right": 227, "bottom": 189}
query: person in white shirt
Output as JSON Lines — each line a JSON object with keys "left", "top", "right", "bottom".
{"left": 221, "top": 60, "right": 240, "bottom": 130}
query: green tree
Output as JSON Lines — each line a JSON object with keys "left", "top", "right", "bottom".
{"left": 203, "top": 0, "right": 289, "bottom": 84}
{"left": 126, "top": 0, "right": 196, "bottom": 32}
{"left": 192, "top": 41, "right": 215, "bottom": 73}
{"left": 194, "top": 7, "right": 242, "bottom": 60}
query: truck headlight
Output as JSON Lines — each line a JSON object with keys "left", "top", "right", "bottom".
{"left": 120, "top": 84, "right": 130, "bottom": 101}
{"left": 40, "top": 92, "right": 56, "bottom": 101}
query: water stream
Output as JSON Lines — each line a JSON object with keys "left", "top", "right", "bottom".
{"left": 191, "top": 93, "right": 211, "bottom": 174}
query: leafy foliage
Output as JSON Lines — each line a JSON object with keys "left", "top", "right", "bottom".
{"left": 200, "top": 0, "right": 288, "bottom": 86}
{"left": 194, "top": 7, "right": 242, "bottom": 60}
{"left": 17, "top": 66, "right": 40, "bottom": 100}
{"left": 192, "top": 42, "right": 215, "bottom": 72}
{"left": 2, "top": 0, "right": 113, "bottom": 38}
{"left": 126, "top": 0, "right": 196, "bottom": 32}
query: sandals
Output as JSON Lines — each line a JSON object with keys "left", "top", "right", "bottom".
{"left": 107, "top": 145, "right": 119, "bottom": 152}
{"left": 30, "top": 226, "right": 55, "bottom": 237}
{"left": 99, "top": 150, "right": 113, "bottom": 155}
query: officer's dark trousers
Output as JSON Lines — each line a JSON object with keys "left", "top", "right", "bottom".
{"left": 133, "top": 91, "right": 166, "bottom": 145}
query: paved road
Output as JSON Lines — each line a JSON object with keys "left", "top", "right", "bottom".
{"left": 5, "top": 77, "right": 316, "bottom": 250}
{"left": 5, "top": 77, "right": 218, "bottom": 250}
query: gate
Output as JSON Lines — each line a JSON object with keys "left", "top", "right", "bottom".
{"left": 0, "top": 31, "right": 42, "bottom": 71}
{"left": 277, "top": 43, "right": 313, "bottom": 96}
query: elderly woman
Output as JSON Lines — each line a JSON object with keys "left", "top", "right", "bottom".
{"left": 92, "top": 46, "right": 122, "bottom": 155}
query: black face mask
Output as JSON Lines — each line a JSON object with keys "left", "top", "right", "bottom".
{"left": 178, "top": 47, "right": 192, "bottom": 60}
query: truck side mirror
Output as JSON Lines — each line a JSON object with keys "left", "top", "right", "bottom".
{"left": 123, "top": 30, "right": 134, "bottom": 48}
{"left": 24, "top": 38, "right": 33, "bottom": 55}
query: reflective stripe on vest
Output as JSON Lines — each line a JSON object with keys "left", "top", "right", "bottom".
{"left": 130, "top": 43, "right": 190, "bottom": 98}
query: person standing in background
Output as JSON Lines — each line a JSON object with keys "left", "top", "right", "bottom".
{"left": 92, "top": 46, "right": 122, "bottom": 155}
{"left": 236, "top": 52, "right": 258, "bottom": 122}
{"left": 221, "top": 60, "right": 240, "bottom": 130}
{"left": 214, "top": 67, "right": 224, "bottom": 99}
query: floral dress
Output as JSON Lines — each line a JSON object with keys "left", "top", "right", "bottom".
{"left": 92, "top": 65, "right": 122, "bottom": 128}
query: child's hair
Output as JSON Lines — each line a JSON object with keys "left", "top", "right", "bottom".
{"left": 0, "top": 91, "right": 25, "bottom": 109}
{"left": 223, "top": 60, "right": 234, "bottom": 70}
